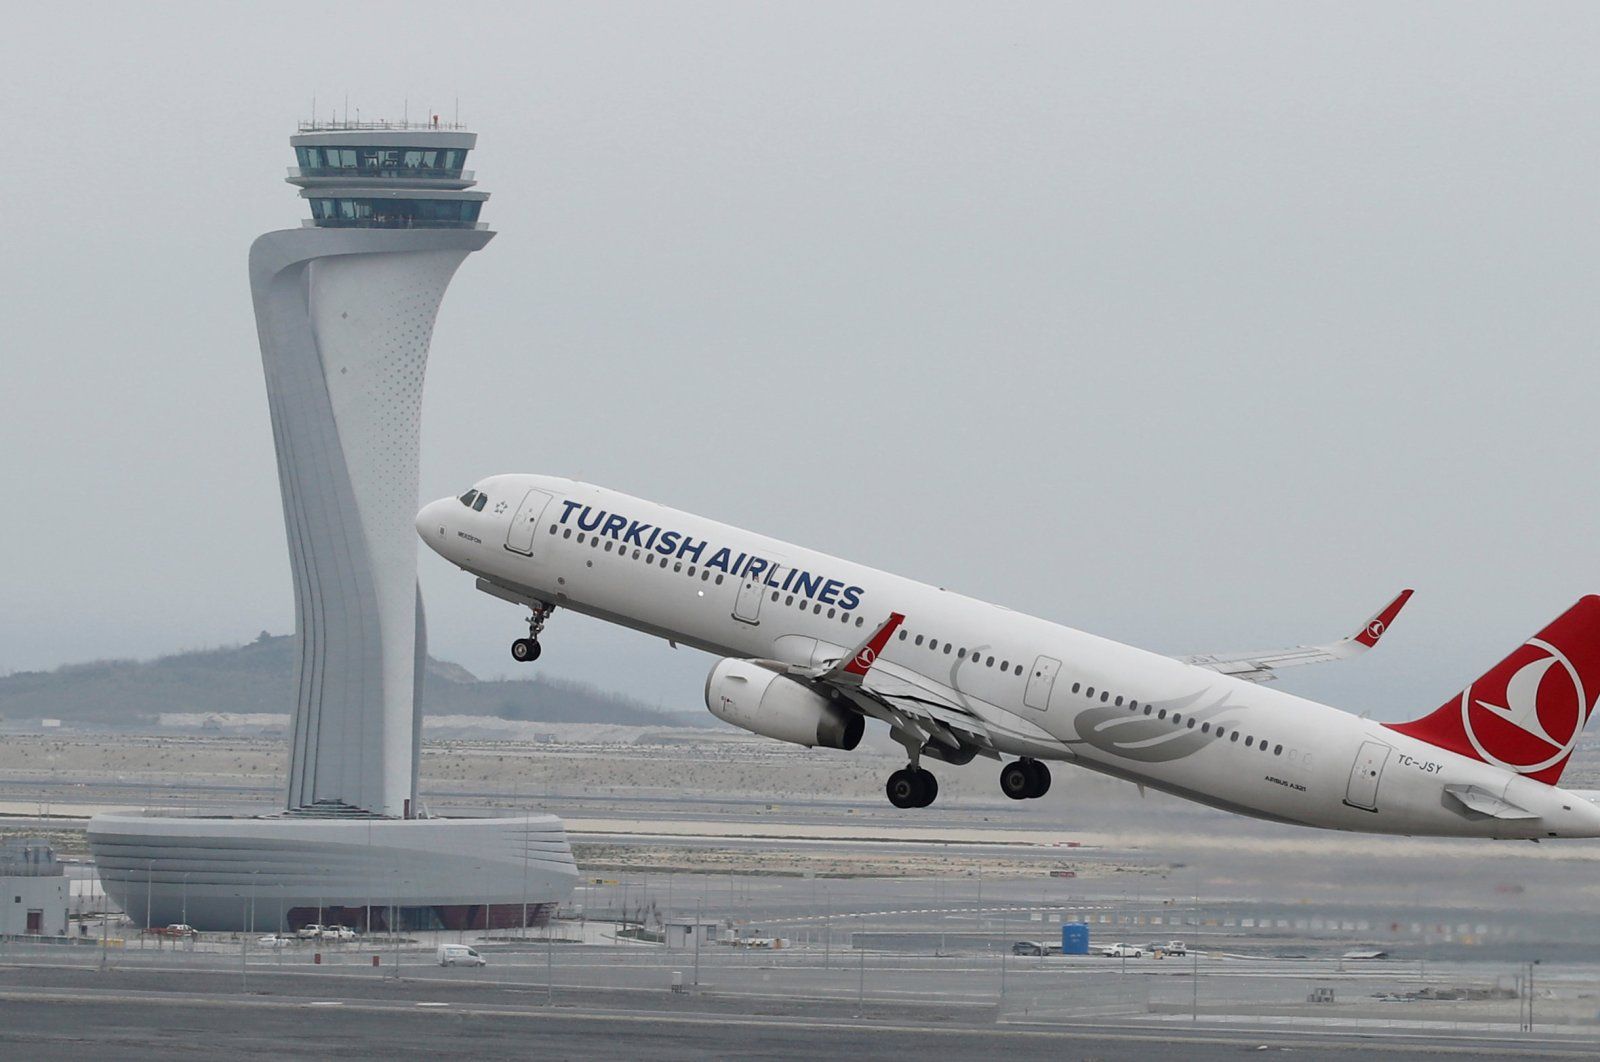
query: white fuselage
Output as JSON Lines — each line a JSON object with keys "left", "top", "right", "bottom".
{"left": 419, "top": 474, "right": 1600, "bottom": 840}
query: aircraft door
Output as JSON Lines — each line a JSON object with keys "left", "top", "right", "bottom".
{"left": 1343, "top": 740, "right": 1391, "bottom": 812}
{"left": 732, "top": 570, "right": 766, "bottom": 625}
{"left": 1024, "top": 656, "right": 1062, "bottom": 711}
{"left": 504, "top": 489, "right": 554, "bottom": 555}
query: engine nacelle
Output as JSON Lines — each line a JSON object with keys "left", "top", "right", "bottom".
{"left": 705, "top": 658, "right": 864, "bottom": 751}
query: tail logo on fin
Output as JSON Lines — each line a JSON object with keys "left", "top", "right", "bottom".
{"left": 1461, "top": 638, "right": 1587, "bottom": 775}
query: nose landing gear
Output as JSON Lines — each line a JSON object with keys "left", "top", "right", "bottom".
{"left": 1000, "top": 758, "right": 1051, "bottom": 800}
{"left": 510, "top": 604, "right": 554, "bottom": 663}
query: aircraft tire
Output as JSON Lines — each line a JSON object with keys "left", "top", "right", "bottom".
{"left": 914, "top": 769, "right": 938, "bottom": 808}
{"left": 1000, "top": 760, "right": 1032, "bottom": 800}
{"left": 886, "top": 769, "right": 920, "bottom": 809}
{"left": 1027, "top": 761, "right": 1051, "bottom": 799}
{"left": 511, "top": 638, "right": 542, "bottom": 663}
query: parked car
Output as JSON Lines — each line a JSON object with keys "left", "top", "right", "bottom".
{"left": 1100, "top": 942, "right": 1143, "bottom": 958}
{"left": 256, "top": 934, "right": 291, "bottom": 947}
{"left": 1011, "top": 941, "right": 1047, "bottom": 956}
{"left": 438, "top": 944, "right": 487, "bottom": 967}
{"left": 154, "top": 923, "right": 197, "bottom": 938}
{"left": 296, "top": 924, "right": 326, "bottom": 939}
{"left": 323, "top": 925, "right": 356, "bottom": 941}
{"left": 1164, "top": 940, "right": 1188, "bottom": 956}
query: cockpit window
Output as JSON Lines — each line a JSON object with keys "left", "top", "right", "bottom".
{"left": 472, "top": 493, "right": 488, "bottom": 512}
{"left": 459, "top": 490, "right": 479, "bottom": 507}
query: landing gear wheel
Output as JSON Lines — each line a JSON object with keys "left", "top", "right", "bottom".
{"left": 1027, "top": 760, "right": 1051, "bottom": 799}
{"left": 511, "top": 638, "right": 542, "bottom": 663}
{"left": 1000, "top": 760, "right": 1033, "bottom": 800}
{"left": 886, "top": 768, "right": 920, "bottom": 809}
{"left": 913, "top": 768, "right": 938, "bottom": 808}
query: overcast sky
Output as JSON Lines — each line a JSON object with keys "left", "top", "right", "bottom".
{"left": 2, "top": 2, "right": 1597, "bottom": 720}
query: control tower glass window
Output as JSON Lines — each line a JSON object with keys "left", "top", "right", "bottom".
{"left": 295, "top": 146, "right": 467, "bottom": 178}
{"left": 308, "top": 197, "right": 482, "bottom": 228}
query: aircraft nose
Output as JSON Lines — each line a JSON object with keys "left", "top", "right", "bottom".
{"left": 416, "top": 497, "right": 451, "bottom": 552}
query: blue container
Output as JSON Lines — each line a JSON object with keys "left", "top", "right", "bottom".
{"left": 1061, "top": 922, "right": 1090, "bottom": 955}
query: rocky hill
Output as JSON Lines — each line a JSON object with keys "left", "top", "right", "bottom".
{"left": 0, "top": 632, "right": 690, "bottom": 729}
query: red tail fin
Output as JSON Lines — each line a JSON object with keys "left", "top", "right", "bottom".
{"left": 1387, "top": 596, "right": 1600, "bottom": 785}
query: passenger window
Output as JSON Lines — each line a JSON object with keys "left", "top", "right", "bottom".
{"left": 1015, "top": 665, "right": 1023, "bottom": 676}
{"left": 715, "top": 575, "right": 724, "bottom": 585}
{"left": 771, "top": 592, "right": 779, "bottom": 602}
{"left": 1186, "top": 718, "right": 1196, "bottom": 728}
{"left": 1273, "top": 744, "right": 1283, "bottom": 755}
{"left": 1001, "top": 661, "right": 1010, "bottom": 671}
{"left": 1085, "top": 686, "right": 1094, "bottom": 698}
{"left": 563, "top": 529, "right": 572, "bottom": 539}
{"left": 813, "top": 604, "right": 822, "bottom": 614}
{"left": 1158, "top": 709, "right": 1167, "bottom": 719}
{"left": 915, "top": 635, "right": 925, "bottom": 646}
{"left": 1229, "top": 731, "right": 1239, "bottom": 742}
{"left": 898, "top": 630, "right": 907, "bottom": 640}
{"left": 957, "top": 648, "right": 966, "bottom": 659}
{"left": 674, "top": 562, "right": 682, "bottom": 572}
{"left": 660, "top": 558, "right": 668, "bottom": 568}
{"left": 1143, "top": 705, "right": 1152, "bottom": 715}
{"left": 1114, "top": 695, "right": 1122, "bottom": 706}
{"left": 929, "top": 640, "right": 939, "bottom": 651}
{"left": 786, "top": 594, "right": 795, "bottom": 604}
{"left": 1172, "top": 713, "right": 1181, "bottom": 724}
{"left": 577, "top": 533, "right": 586, "bottom": 544}
{"left": 827, "top": 608, "right": 836, "bottom": 619}
{"left": 1099, "top": 691, "right": 1108, "bottom": 703}
{"left": 549, "top": 525, "right": 557, "bottom": 534}
{"left": 1129, "top": 700, "right": 1138, "bottom": 710}
{"left": 687, "top": 566, "right": 696, "bottom": 577}
{"left": 605, "top": 541, "right": 614, "bottom": 552}
{"left": 856, "top": 617, "right": 865, "bottom": 627}
{"left": 1201, "top": 722, "right": 1210, "bottom": 733}
{"left": 635, "top": 550, "right": 642, "bottom": 560}
{"left": 943, "top": 644, "right": 952, "bottom": 654}
{"left": 1245, "top": 736, "right": 1254, "bottom": 748}
{"left": 987, "top": 656, "right": 995, "bottom": 667}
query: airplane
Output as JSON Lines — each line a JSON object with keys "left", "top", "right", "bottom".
{"left": 417, "top": 475, "right": 1600, "bottom": 840}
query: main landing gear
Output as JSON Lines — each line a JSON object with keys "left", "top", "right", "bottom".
{"left": 1000, "top": 758, "right": 1051, "bottom": 800}
{"left": 886, "top": 766, "right": 939, "bottom": 809}
{"left": 510, "top": 604, "right": 554, "bottom": 663}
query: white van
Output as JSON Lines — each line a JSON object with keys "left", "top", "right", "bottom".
{"left": 437, "top": 944, "right": 487, "bottom": 967}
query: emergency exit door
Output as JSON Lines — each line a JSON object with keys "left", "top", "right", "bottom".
{"left": 1024, "top": 656, "right": 1062, "bottom": 711}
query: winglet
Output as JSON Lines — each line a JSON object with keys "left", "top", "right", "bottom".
{"left": 1352, "top": 589, "right": 1413, "bottom": 648}
{"left": 841, "top": 612, "right": 906, "bottom": 678}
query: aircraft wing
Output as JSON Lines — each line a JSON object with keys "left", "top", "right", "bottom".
{"left": 774, "top": 612, "right": 997, "bottom": 753}
{"left": 1180, "top": 589, "right": 1413, "bottom": 684}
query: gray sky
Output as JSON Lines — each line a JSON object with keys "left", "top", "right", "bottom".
{"left": 3, "top": 2, "right": 1597, "bottom": 720}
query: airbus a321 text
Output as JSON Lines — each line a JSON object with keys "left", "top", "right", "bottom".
{"left": 418, "top": 475, "right": 1600, "bottom": 840}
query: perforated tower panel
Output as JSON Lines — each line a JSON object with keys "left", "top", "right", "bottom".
{"left": 249, "top": 124, "right": 493, "bottom": 816}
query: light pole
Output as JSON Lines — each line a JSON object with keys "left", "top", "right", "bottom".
{"left": 144, "top": 861, "right": 153, "bottom": 950}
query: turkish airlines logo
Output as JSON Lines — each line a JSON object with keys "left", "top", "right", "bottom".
{"left": 1460, "top": 638, "right": 1591, "bottom": 775}
{"left": 854, "top": 647, "right": 877, "bottom": 670}
{"left": 1366, "top": 620, "right": 1386, "bottom": 640}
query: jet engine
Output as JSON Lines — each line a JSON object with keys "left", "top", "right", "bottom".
{"left": 704, "top": 658, "right": 864, "bottom": 751}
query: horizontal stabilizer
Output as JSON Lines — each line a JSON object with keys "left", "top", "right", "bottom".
{"left": 1443, "top": 785, "right": 1539, "bottom": 820}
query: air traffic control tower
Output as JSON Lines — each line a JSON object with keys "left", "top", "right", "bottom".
{"left": 250, "top": 119, "right": 492, "bottom": 817}
{"left": 86, "top": 119, "right": 577, "bottom": 934}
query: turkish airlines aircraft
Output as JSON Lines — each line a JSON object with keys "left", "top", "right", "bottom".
{"left": 418, "top": 475, "right": 1600, "bottom": 839}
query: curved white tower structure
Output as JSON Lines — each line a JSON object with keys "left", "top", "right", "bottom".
{"left": 249, "top": 121, "right": 493, "bottom": 816}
